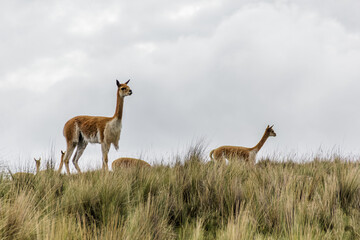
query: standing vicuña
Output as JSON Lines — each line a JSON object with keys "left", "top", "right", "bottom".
{"left": 34, "top": 157, "right": 41, "bottom": 174}
{"left": 210, "top": 125, "right": 276, "bottom": 163}
{"left": 58, "top": 80, "right": 133, "bottom": 174}
{"left": 112, "top": 157, "right": 151, "bottom": 170}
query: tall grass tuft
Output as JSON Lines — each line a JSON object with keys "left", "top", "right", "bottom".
{"left": 0, "top": 147, "right": 360, "bottom": 239}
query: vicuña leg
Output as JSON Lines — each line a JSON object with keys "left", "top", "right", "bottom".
{"left": 101, "top": 143, "right": 110, "bottom": 171}
{"left": 64, "top": 143, "right": 76, "bottom": 174}
{"left": 72, "top": 140, "right": 88, "bottom": 173}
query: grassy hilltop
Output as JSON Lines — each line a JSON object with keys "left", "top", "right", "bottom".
{"left": 1, "top": 147, "right": 360, "bottom": 239}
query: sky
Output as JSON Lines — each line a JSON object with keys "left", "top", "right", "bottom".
{"left": 1, "top": 0, "right": 360, "bottom": 172}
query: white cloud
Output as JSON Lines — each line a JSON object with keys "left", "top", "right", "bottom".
{"left": 67, "top": 8, "right": 120, "bottom": 35}
{"left": 167, "top": 1, "right": 222, "bottom": 21}
{"left": 169, "top": 5, "right": 203, "bottom": 20}
{"left": 135, "top": 42, "right": 157, "bottom": 54}
{"left": 1, "top": 51, "right": 88, "bottom": 91}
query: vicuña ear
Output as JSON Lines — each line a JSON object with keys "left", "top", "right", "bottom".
{"left": 125, "top": 79, "right": 130, "bottom": 85}
{"left": 116, "top": 80, "right": 120, "bottom": 87}
{"left": 61, "top": 150, "right": 65, "bottom": 155}
{"left": 270, "top": 125, "right": 274, "bottom": 128}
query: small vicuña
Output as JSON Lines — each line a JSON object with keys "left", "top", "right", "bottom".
{"left": 11, "top": 157, "right": 42, "bottom": 179}
{"left": 34, "top": 157, "right": 41, "bottom": 174}
{"left": 210, "top": 125, "right": 276, "bottom": 163}
{"left": 58, "top": 80, "right": 133, "bottom": 174}
{"left": 112, "top": 158, "right": 151, "bottom": 170}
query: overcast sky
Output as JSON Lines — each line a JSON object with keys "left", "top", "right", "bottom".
{"left": 1, "top": 0, "right": 360, "bottom": 172}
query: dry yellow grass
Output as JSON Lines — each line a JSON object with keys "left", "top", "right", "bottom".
{"left": 1, "top": 147, "right": 359, "bottom": 239}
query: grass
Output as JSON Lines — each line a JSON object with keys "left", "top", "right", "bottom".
{"left": 0, "top": 147, "right": 359, "bottom": 239}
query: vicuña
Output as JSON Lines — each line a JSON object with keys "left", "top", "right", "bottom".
{"left": 34, "top": 157, "right": 41, "bottom": 174}
{"left": 58, "top": 80, "right": 133, "bottom": 174}
{"left": 210, "top": 125, "right": 276, "bottom": 163}
{"left": 11, "top": 157, "right": 42, "bottom": 179}
{"left": 112, "top": 157, "right": 151, "bottom": 170}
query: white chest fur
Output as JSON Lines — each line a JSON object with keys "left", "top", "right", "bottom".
{"left": 104, "top": 118, "right": 122, "bottom": 149}
{"left": 248, "top": 151, "right": 257, "bottom": 163}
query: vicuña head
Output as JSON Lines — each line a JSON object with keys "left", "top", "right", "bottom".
{"left": 112, "top": 157, "right": 151, "bottom": 170}
{"left": 58, "top": 79, "right": 133, "bottom": 174}
{"left": 209, "top": 125, "right": 276, "bottom": 164}
{"left": 117, "top": 79, "right": 133, "bottom": 97}
{"left": 266, "top": 124, "right": 276, "bottom": 137}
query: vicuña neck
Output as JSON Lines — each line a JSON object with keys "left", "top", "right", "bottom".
{"left": 113, "top": 93, "right": 124, "bottom": 120}
{"left": 36, "top": 164, "right": 40, "bottom": 174}
{"left": 251, "top": 130, "right": 269, "bottom": 152}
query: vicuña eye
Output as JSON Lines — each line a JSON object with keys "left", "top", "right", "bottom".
{"left": 121, "top": 87, "right": 126, "bottom": 90}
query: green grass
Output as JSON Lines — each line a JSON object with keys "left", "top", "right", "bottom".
{"left": 1, "top": 148, "right": 360, "bottom": 239}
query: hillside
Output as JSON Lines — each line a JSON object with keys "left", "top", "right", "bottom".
{"left": 1, "top": 147, "right": 359, "bottom": 239}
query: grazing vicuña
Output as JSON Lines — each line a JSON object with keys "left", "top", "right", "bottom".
{"left": 112, "top": 157, "right": 151, "bottom": 170}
